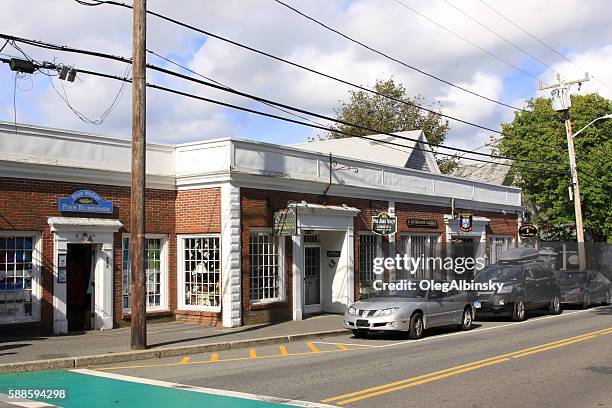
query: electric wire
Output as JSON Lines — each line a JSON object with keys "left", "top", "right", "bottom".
{"left": 442, "top": 0, "right": 561, "bottom": 77}
{"left": 0, "top": 56, "right": 570, "bottom": 178}
{"left": 272, "top": 0, "right": 525, "bottom": 111}
{"left": 477, "top": 0, "right": 612, "bottom": 91}
{"left": 390, "top": 0, "right": 538, "bottom": 81}
{"left": 0, "top": 33, "right": 564, "bottom": 167}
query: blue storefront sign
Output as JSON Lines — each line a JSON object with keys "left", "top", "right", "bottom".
{"left": 58, "top": 190, "right": 113, "bottom": 214}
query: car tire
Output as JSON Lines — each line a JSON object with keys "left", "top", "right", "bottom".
{"left": 512, "top": 297, "right": 527, "bottom": 321}
{"left": 602, "top": 290, "right": 611, "bottom": 306}
{"left": 581, "top": 292, "right": 590, "bottom": 309}
{"left": 548, "top": 294, "right": 562, "bottom": 315}
{"left": 409, "top": 312, "right": 424, "bottom": 340}
{"left": 352, "top": 329, "right": 368, "bottom": 339}
{"left": 458, "top": 307, "right": 473, "bottom": 331}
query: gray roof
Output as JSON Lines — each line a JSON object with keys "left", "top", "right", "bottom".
{"left": 451, "top": 160, "right": 513, "bottom": 185}
{"left": 291, "top": 131, "right": 440, "bottom": 174}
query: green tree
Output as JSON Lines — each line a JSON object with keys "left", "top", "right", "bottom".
{"left": 326, "top": 78, "right": 455, "bottom": 173}
{"left": 496, "top": 93, "right": 612, "bottom": 242}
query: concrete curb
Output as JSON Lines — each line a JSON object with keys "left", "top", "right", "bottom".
{"left": 0, "top": 329, "right": 349, "bottom": 374}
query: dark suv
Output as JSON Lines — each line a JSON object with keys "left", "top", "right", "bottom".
{"left": 473, "top": 248, "right": 561, "bottom": 321}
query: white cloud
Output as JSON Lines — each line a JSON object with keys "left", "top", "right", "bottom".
{"left": 0, "top": 0, "right": 610, "bottom": 148}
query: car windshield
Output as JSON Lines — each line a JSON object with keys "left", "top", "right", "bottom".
{"left": 369, "top": 288, "right": 426, "bottom": 299}
{"left": 558, "top": 272, "right": 587, "bottom": 282}
{"left": 475, "top": 264, "right": 523, "bottom": 283}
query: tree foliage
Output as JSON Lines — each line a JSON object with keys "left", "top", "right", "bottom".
{"left": 496, "top": 93, "right": 612, "bottom": 242}
{"left": 326, "top": 78, "right": 455, "bottom": 172}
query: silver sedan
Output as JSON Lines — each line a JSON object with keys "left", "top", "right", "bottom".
{"left": 343, "top": 287, "right": 474, "bottom": 339}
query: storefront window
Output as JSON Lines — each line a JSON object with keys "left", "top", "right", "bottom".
{"left": 181, "top": 236, "right": 220, "bottom": 309}
{"left": 122, "top": 236, "right": 166, "bottom": 310}
{"left": 249, "top": 233, "right": 282, "bottom": 303}
{"left": 0, "top": 235, "right": 36, "bottom": 322}
{"left": 490, "top": 236, "right": 513, "bottom": 265}
{"left": 399, "top": 234, "right": 440, "bottom": 279}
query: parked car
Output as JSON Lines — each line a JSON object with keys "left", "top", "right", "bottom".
{"left": 343, "top": 284, "right": 474, "bottom": 339}
{"left": 473, "top": 248, "right": 561, "bottom": 321}
{"left": 559, "top": 271, "right": 611, "bottom": 308}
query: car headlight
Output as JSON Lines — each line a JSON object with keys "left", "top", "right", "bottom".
{"left": 497, "top": 285, "right": 514, "bottom": 294}
{"left": 373, "top": 307, "right": 399, "bottom": 317}
{"left": 347, "top": 306, "right": 357, "bottom": 315}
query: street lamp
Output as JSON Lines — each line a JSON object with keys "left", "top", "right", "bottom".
{"left": 572, "top": 114, "right": 612, "bottom": 138}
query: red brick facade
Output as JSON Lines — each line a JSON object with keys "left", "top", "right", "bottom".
{"left": 1, "top": 175, "right": 518, "bottom": 332}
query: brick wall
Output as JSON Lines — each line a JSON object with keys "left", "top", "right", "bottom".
{"left": 174, "top": 188, "right": 222, "bottom": 325}
{"left": 0, "top": 176, "right": 176, "bottom": 332}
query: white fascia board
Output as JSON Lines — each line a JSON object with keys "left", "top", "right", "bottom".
{"left": 230, "top": 172, "right": 524, "bottom": 213}
{"left": 0, "top": 160, "right": 176, "bottom": 190}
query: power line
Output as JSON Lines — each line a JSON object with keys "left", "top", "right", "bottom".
{"left": 1, "top": 31, "right": 523, "bottom": 142}
{"left": 442, "top": 0, "right": 561, "bottom": 77}
{"left": 0, "top": 37, "right": 564, "bottom": 167}
{"left": 272, "top": 0, "right": 525, "bottom": 111}
{"left": 146, "top": 49, "right": 330, "bottom": 129}
{"left": 0, "top": 56, "right": 569, "bottom": 177}
{"left": 390, "top": 0, "right": 538, "bottom": 81}
{"left": 478, "top": 0, "right": 612, "bottom": 91}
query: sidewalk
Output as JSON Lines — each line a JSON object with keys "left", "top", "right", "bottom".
{"left": 0, "top": 314, "right": 348, "bottom": 373}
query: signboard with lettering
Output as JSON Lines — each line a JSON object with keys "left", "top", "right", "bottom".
{"left": 58, "top": 190, "right": 113, "bottom": 214}
{"left": 273, "top": 207, "right": 297, "bottom": 236}
{"left": 372, "top": 212, "right": 397, "bottom": 236}
{"left": 407, "top": 219, "right": 438, "bottom": 228}
{"left": 327, "top": 250, "right": 341, "bottom": 258}
{"left": 519, "top": 223, "right": 538, "bottom": 238}
{"left": 459, "top": 213, "right": 473, "bottom": 232}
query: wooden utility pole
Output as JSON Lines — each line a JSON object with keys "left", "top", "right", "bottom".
{"left": 539, "top": 73, "right": 589, "bottom": 271}
{"left": 130, "top": 0, "right": 147, "bottom": 350}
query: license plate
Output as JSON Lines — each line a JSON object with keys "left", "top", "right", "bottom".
{"left": 473, "top": 301, "right": 481, "bottom": 309}
{"left": 356, "top": 319, "right": 369, "bottom": 327}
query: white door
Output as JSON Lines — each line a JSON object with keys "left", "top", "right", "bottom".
{"left": 304, "top": 246, "right": 322, "bottom": 313}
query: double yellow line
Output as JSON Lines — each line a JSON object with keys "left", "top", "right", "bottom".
{"left": 322, "top": 327, "right": 612, "bottom": 405}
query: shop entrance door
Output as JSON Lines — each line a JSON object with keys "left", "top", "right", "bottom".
{"left": 304, "top": 246, "right": 322, "bottom": 313}
{"left": 451, "top": 237, "right": 475, "bottom": 279}
{"left": 66, "top": 244, "right": 93, "bottom": 331}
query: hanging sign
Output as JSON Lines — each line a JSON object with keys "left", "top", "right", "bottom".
{"left": 273, "top": 207, "right": 297, "bottom": 236}
{"left": 58, "top": 190, "right": 113, "bottom": 214}
{"left": 459, "top": 213, "right": 473, "bottom": 232}
{"left": 372, "top": 212, "right": 397, "bottom": 236}
{"left": 519, "top": 223, "right": 538, "bottom": 238}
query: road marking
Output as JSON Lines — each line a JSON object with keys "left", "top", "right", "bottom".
{"left": 337, "top": 358, "right": 510, "bottom": 405}
{"left": 249, "top": 349, "right": 257, "bottom": 359}
{"left": 510, "top": 335, "right": 597, "bottom": 358}
{"left": 70, "top": 369, "right": 336, "bottom": 407}
{"left": 599, "top": 327, "right": 612, "bottom": 335}
{"left": 323, "top": 326, "right": 611, "bottom": 405}
{"left": 280, "top": 345, "right": 289, "bottom": 355}
{"left": 179, "top": 356, "right": 190, "bottom": 364}
{"left": 94, "top": 307, "right": 609, "bottom": 372}
{"left": 335, "top": 343, "right": 351, "bottom": 351}
{"left": 210, "top": 353, "right": 219, "bottom": 362}
{"left": 306, "top": 342, "right": 320, "bottom": 353}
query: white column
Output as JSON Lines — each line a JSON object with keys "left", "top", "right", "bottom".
{"left": 94, "top": 240, "right": 114, "bottom": 331}
{"left": 53, "top": 235, "right": 68, "bottom": 335}
{"left": 346, "top": 226, "right": 355, "bottom": 305}
{"left": 221, "top": 182, "right": 242, "bottom": 327}
{"left": 292, "top": 233, "right": 303, "bottom": 320}
{"left": 388, "top": 201, "right": 396, "bottom": 281}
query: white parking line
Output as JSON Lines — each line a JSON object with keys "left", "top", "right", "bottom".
{"left": 312, "top": 307, "right": 606, "bottom": 350}
{"left": 0, "top": 394, "right": 58, "bottom": 408}
{"left": 71, "top": 369, "right": 337, "bottom": 408}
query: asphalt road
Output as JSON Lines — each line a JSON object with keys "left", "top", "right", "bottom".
{"left": 1, "top": 305, "right": 611, "bottom": 408}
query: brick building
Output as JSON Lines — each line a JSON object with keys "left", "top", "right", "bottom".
{"left": 0, "top": 123, "right": 522, "bottom": 334}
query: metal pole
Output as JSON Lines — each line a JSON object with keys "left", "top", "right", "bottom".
{"left": 130, "top": 0, "right": 147, "bottom": 350}
{"left": 563, "top": 112, "right": 587, "bottom": 271}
